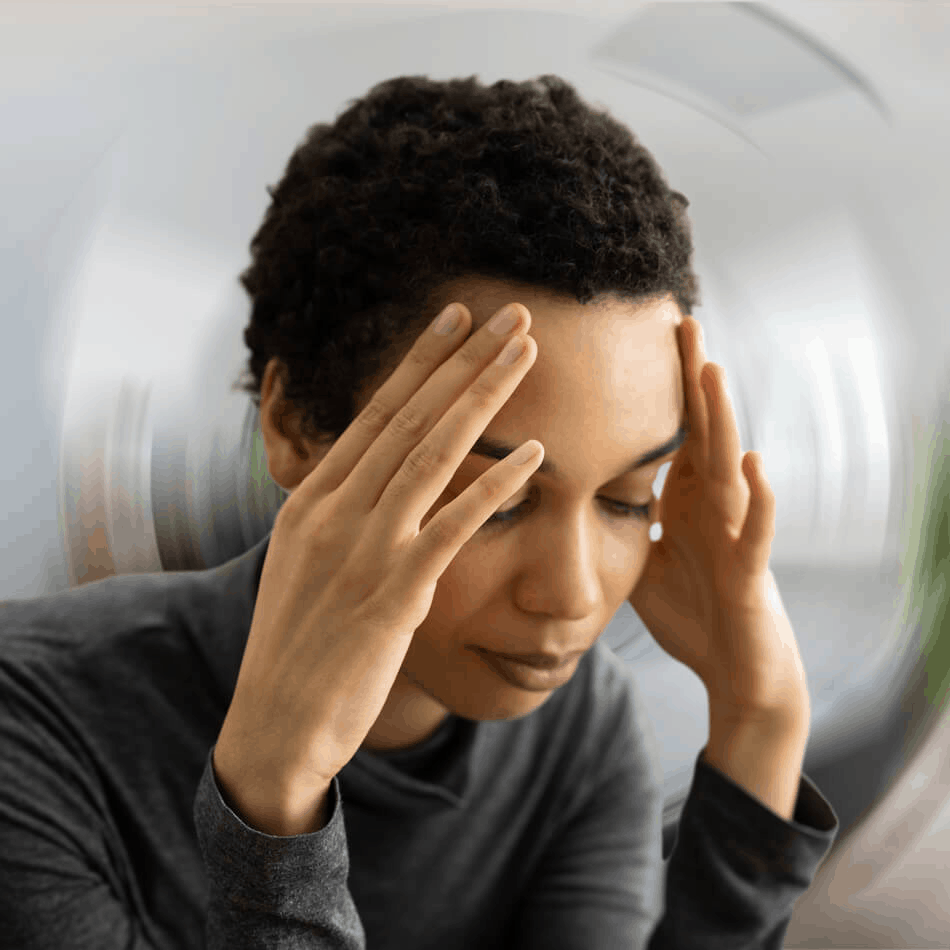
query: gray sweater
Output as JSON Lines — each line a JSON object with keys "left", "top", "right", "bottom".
{"left": 0, "top": 531, "right": 838, "bottom": 949}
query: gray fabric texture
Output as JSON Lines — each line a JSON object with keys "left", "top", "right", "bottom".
{"left": 0, "top": 532, "right": 838, "bottom": 949}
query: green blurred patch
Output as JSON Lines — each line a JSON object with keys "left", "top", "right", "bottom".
{"left": 899, "top": 395, "right": 950, "bottom": 714}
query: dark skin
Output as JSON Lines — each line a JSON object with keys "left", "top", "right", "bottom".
{"left": 233, "top": 275, "right": 809, "bottom": 828}
{"left": 259, "top": 277, "right": 687, "bottom": 751}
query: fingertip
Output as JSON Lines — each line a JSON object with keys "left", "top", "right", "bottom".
{"left": 520, "top": 304, "right": 533, "bottom": 334}
{"left": 504, "top": 439, "right": 543, "bottom": 467}
{"left": 743, "top": 451, "right": 759, "bottom": 481}
{"left": 746, "top": 453, "right": 776, "bottom": 511}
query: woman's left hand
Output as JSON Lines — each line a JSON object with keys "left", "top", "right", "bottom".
{"left": 628, "top": 316, "right": 810, "bottom": 725}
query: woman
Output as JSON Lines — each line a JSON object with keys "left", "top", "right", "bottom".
{"left": 0, "top": 74, "right": 838, "bottom": 950}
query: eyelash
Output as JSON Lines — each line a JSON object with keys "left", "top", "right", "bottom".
{"left": 482, "top": 493, "right": 653, "bottom": 530}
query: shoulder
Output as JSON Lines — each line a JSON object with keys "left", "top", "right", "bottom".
{"left": 0, "top": 533, "right": 270, "bottom": 658}
{"left": 0, "top": 570, "right": 180, "bottom": 653}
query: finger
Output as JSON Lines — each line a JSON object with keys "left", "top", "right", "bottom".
{"left": 734, "top": 451, "right": 776, "bottom": 576}
{"left": 410, "top": 435, "right": 545, "bottom": 588}
{"left": 299, "top": 300, "right": 524, "bottom": 500}
{"left": 380, "top": 330, "right": 540, "bottom": 537}
{"left": 679, "top": 317, "right": 708, "bottom": 468}
{"left": 702, "top": 362, "right": 742, "bottom": 486}
{"left": 340, "top": 301, "right": 532, "bottom": 512}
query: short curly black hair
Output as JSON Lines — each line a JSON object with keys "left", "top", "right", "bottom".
{"left": 232, "top": 73, "right": 701, "bottom": 451}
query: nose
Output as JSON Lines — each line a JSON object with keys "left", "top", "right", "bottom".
{"left": 516, "top": 523, "right": 601, "bottom": 621}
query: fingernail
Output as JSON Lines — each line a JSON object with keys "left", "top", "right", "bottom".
{"left": 433, "top": 304, "right": 462, "bottom": 335}
{"left": 496, "top": 336, "right": 526, "bottom": 365}
{"left": 488, "top": 305, "right": 522, "bottom": 335}
{"left": 506, "top": 440, "right": 541, "bottom": 466}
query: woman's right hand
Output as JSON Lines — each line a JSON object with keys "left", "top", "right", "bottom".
{"left": 212, "top": 300, "right": 543, "bottom": 833}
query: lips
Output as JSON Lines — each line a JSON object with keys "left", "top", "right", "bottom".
{"left": 490, "top": 651, "right": 570, "bottom": 670}
{"left": 473, "top": 648, "right": 577, "bottom": 692}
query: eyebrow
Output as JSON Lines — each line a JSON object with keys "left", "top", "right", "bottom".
{"left": 470, "top": 415, "right": 690, "bottom": 479}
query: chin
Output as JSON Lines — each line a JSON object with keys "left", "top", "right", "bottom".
{"left": 439, "top": 674, "right": 565, "bottom": 723}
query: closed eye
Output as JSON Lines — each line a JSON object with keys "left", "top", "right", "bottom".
{"left": 482, "top": 494, "right": 653, "bottom": 529}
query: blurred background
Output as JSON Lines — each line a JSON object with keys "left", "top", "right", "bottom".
{"left": 1, "top": 1, "right": 948, "bottom": 946}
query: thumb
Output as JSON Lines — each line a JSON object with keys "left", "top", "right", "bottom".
{"left": 734, "top": 451, "right": 776, "bottom": 576}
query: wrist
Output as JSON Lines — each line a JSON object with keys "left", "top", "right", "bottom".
{"left": 212, "top": 742, "right": 333, "bottom": 836}
{"left": 705, "top": 658, "right": 812, "bottom": 731}
{"left": 704, "top": 708, "right": 810, "bottom": 822}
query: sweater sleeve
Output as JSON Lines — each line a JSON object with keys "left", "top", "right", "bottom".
{"left": 192, "top": 746, "right": 366, "bottom": 950}
{"left": 649, "top": 752, "right": 838, "bottom": 949}
{"left": 507, "top": 747, "right": 839, "bottom": 950}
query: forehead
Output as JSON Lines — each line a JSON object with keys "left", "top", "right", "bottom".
{"left": 451, "top": 281, "right": 685, "bottom": 481}
{"left": 447, "top": 277, "right": 680, "bottom": 338}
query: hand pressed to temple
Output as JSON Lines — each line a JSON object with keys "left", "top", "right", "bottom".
{"left": 629, "top": 316, "right": 811, "bottom": 820}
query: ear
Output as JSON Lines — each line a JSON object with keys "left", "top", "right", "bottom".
{"left": 258, "top": 358, "right": 328, "bottom": 493}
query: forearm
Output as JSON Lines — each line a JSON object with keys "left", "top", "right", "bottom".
{"left": 702, "top": 703, "right": 811, "bottom": 822}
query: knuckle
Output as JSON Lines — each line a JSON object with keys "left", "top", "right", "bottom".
{"left": 401, "top": 440, "right": 440, "bottom": 480}
{"left": 356, "top": 397, "right": 392, "bottom": 437}
{"left": 424, "top": 511, "right": 458, "bottom": 548}
{"left": 401, "top": 345, "right": 439, "bottom": 384}
{"left": 466, "top": 374, "right": 500, "bottom": 413}
{"left": 473, "top": 471, "right": 502, "bottom": 507}
{"left": 273, "top": 494, "right": 299, "bottom": 530}
{"left": 456, "top": 343, "right": 484, "bottom": 373}
{"left": 389, "top": 403, "right": 431, "bottom": 443}
{"left": 405, "top": 343, "right": 432, "bottom": 371}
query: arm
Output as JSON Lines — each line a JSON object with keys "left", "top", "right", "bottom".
{"left": 194, "top": 747, "right": 366, "bottom": 950}
{"left": 504, "top": 670, "right": 837, "bottom": 950}
{"left": 0, "top": 660, "right": 165, "bottom": 950}
{"left": 212, "top": 737, "right": 333, "bottom": 836}
{"left": 702, "top": 698, "right": 811, "bottom": 823}
{"left": 0, "top": 648, "right": 364, "bottom": 950}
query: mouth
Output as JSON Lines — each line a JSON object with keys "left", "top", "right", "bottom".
{"left": 487, "top": 650, "right": 571, "bottom": 670}
{"left": 472, "top": 648, "right": 577, "bottom": 692}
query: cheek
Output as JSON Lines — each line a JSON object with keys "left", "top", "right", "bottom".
{"left": 410, "top": 556, "right": 492, "bottom": 661}
{"left": 601, "top": 532, "right": 652, "bottom": 603}
{"left": 431, "top": 542, "right": 502, "bottom": 618}
{"left": 604, "top": 531, "right": 648, "bottom": 567}
{"left": 414, "top": 490, "right": 505, "bottom": 627}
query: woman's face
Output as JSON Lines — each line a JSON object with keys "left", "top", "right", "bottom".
{"left": 262, "top": 278, "right": 687, "bottom": 751}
